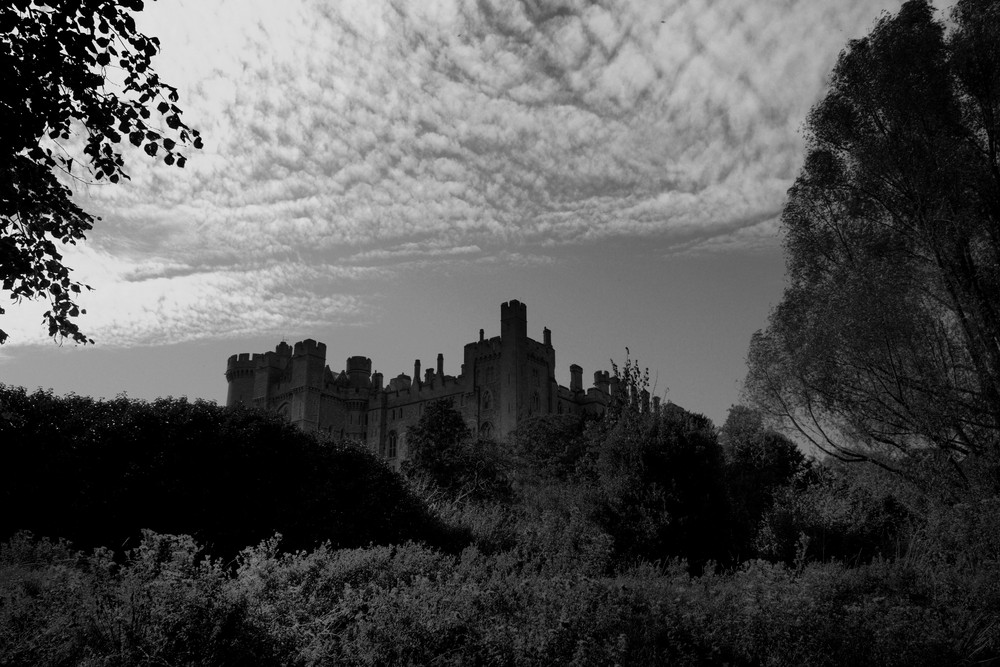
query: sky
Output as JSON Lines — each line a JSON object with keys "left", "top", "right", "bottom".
{"left": 1, "top": 0, "right": 913, "bottom": 426}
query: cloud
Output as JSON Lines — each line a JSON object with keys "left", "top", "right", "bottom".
{"left": 11, "top": 0, "right": 905, "bottom": 347}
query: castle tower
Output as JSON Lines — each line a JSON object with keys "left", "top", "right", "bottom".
{"left": 225, "top": 353, "right": 255, "bottom": 405}
{"left": 499, "top": 299, "right": 528, "bottom": 436}
{"left": 290, "top": 339, "right": 326, "bottom": 431}
{"left": 346, "top": 356, "right": 372, "bottom": 388}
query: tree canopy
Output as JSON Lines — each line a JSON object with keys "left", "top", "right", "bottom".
{"left": 402, "top": 399, "right": 511, "bottom": 500}
{"left": 745, "top": 0, "right": 1000, "bottom": 468}
{"left": 1, "top": 0, "right": 201, "bottom": 344}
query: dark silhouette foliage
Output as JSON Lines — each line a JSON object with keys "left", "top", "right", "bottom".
{"left": 0, "top": 386, "right": 451, "bottom": 556}
{"left": 756, "top": 461, "right": 914, "bottom": 566}
{"left": 1, "top": 0, "right": 201, "bottom": 344}
{"left": 509, "top": 413, "right": 590, "bottom": 479}
{"left": 587, "top": 357, "right": 730, "bottom": 569}
{"left": 720, "top": 405, "right": 806, "bottom": 560}
{"left": 402, "top": 398, "right": 511, "bottom": 501}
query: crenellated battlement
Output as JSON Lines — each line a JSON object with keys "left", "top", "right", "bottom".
{"left": 226, "top": 352, "right": 254, "bottom": 370}
{"left": 293, "top": 339, "right": 326, "bottom": 357}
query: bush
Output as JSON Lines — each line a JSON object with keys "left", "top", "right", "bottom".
{"left": 0, "top": 530, "right": 278, "bottom": 666}
{"left": 0, "top": 386, "right": 453, "bottom": 556}
{"left": 720, "top": 405, "right": 806, "bottom": 561}
{"left": 756, "top": 462, "right": 912, "bottom": 565}
{"left": 4, "top": 528, "right": 997, "bottom": 666}
{"left": 592, "top": 398, "right": 730, "bottom": 569}
{"left": 509, "top": 413, "right": 590, "bottom": 480}
{"left": 403, "top": 398, "right": 512, "bottom": 502}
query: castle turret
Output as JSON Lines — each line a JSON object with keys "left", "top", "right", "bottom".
{"left": 437, "top": 353, "right": 444, "bottom": 378}
{"left": 570, "top": 364, "right": 583, "bottom": 392}
{"left": 414, "top": 359, "right": 421, "bottom": 386}
{"left": 292, "top": 340, "right": 326, "bottom": 388}
{"left": 594, "top": 370, "right": 610, "bottom": 395}
{"left": 499, "top": 299, "right": 528, "bottom": 435}
{"left": 346, "top": 356, "right": 372, "bottom": 388}
{"left": 501, "top": 299, "right": 527, "bottom": 342}
{"left": 225, "top": 353, "right": 256, "bottom": 406}
{"left": 290, "top": 339, "right": 326, "bottom": 431}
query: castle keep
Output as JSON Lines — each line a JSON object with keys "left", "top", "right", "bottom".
{"left": 226, "top": 300, "right": 635, "bottom": 465}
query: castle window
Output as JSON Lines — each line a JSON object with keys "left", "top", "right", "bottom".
{"left": 387, "top": 431, "right": 398, "bottom": 459}
{"left": 482, "top": 390, "right": 492, "bottom": 411}
{"left": 480, "top": 422, "right": 493, "bottom": 439}
{"left": 531, "top": 391, "right": 540, "bottom": 413}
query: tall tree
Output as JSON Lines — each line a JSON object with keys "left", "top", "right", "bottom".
{"left": 1, "top": 0, "right": 201, "bottom": 344}
{"left": 746, "top": 0, "right": 1000, "bottom": 468}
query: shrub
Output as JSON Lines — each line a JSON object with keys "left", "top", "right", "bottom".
{"left": 0, "top": 530, "right": 278, "bottom": 666}
{"left": 720, "top": 405, "right": 806, "bottom": 561}
{"left": 509, "top": 413, "right": 590, "bottom": 480}
{"left": 756, "top": 462, "right": 912, "bottom": 565}
{"left": 593, "top": 399, "right": 730, "bottom": 569}
{"left": 403, "top": 398, "right": 512, "bottom": 502}
{"left": 0, "top": 386, "right": 452, "bottom": 556}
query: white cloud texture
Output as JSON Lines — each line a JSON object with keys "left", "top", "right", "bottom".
{"left": 3, "top": 0, "right": 909, "bottom": 346}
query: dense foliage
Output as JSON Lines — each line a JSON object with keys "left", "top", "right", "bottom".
{"left": 2, "top": 0, "right": 201, "bottom": 344}
{"left": 3, "top": 514, "right": 998, "bottom": 666}
{"left": 1, "top": 372, "right": 998, "bottom": 663}
{"left": 591, "top": 400, "right": 730, "bottom": 569}
{"left": 402, "top": 398, "right": 512, "bottom": 501}
{"left": 720, "top": 406, "right": 806, "bottom": 561}
{"left": 746, "top": 0, "right": 1000, "bottom": 465}
{"left": 0, "top": 386, "right": 452, "bottom": 556}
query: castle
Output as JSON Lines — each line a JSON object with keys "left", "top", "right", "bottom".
{"left": 225, "top": 300, "right": 655, "bottom": 466}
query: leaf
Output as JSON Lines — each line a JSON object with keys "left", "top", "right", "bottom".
{"left": 97, "top": 52, "right": 110, "bottom": 67}
{"left": 143, "top": 142, "right": 158, "bottom": 157}
{"left": 157, "top": 101, "right": 169, "bottom": 114}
